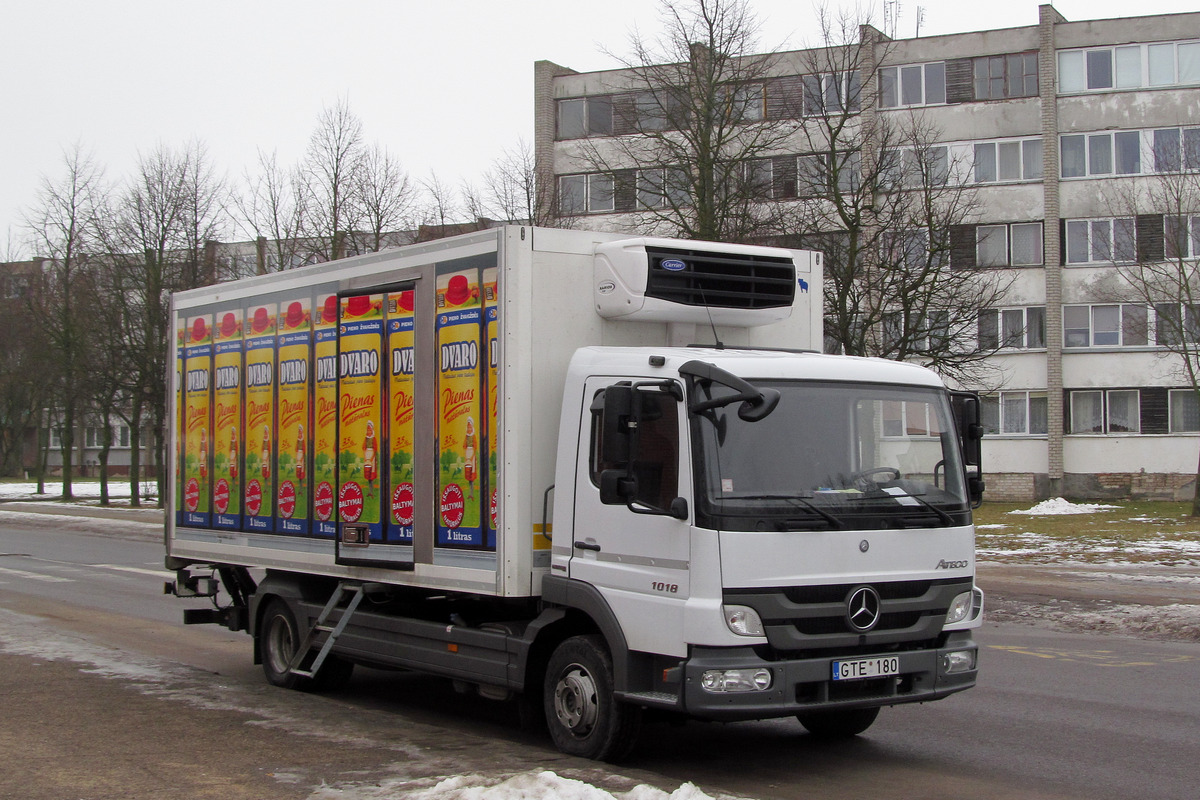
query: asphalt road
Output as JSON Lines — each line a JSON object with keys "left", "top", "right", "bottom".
{"left": 1, "top": 504, "right": 1198, "bottom": 800}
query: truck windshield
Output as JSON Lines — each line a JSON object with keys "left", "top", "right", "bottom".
{"left": 692, "top": 380, "right": 971, "bottom": 531}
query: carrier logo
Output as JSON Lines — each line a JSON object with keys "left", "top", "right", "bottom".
{"left": 845, "top": 585, "right": 881, "bottom": 633}
{"left": 936, "top": 559, "right": 970, "bottom": 570}
{"left": 660, "top": 258, "right": 687, "bottom": 272}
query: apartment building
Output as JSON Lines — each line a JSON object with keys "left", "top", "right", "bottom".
{"left": 533, "top": 5, "right": 1200, "bottom": 501}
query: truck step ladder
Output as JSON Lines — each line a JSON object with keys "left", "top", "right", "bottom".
{"left": 288, "top": 581, "right": 368, "bottom": 679}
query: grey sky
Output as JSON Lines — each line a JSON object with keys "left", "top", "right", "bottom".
{"left": 2, "top": 0, "right": 1195, "bottom": 256}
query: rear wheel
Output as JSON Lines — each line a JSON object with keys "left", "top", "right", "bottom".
{"left": 797, "top": 706, "right": 880, "bottom": 738}
{"left": 543, "top": 635, "right": 641, "bottom": 761}
{"left": 259, "top": 597, "right": 354, "bottom": 692}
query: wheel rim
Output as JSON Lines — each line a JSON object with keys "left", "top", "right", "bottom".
{"left": 553, "top": 663, "right": 599, "bottom": 737}
{"left": 265, "top": 613, "right": 295, "bottom": 675}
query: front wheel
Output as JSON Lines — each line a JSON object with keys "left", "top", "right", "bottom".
{"left": 543, "top": 635, "right": 641, "bottom": 761}
{"left": 797, "top": 706, "right": 880, "bottom": 738}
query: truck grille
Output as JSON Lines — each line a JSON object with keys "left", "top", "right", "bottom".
{"left": 644, "top": 246, "right": 795, "bottom": 310}
{"left": 725, "top": 578, "right": 972, "bottom": 653}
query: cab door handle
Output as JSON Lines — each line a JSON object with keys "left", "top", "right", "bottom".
{"left": 573, "top": 541, "right": 602, "bottom": 552}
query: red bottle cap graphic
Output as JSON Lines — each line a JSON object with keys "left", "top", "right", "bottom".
{"left": 285, "top": 301, "right": 304, "bottom": 329}
{"left": 346, "top": 295, "right": 371, "bottom": 317}
{"left": 322, "top": 295, "right": 338, "bottom": 324}
{"left": 191, "top": 317, "right": 207, "bottom": 342}
{"left": 445, "top": 275, "right": 470, "bottom": 306}
{"left": 399, "top": 290, "right": 415, "bottom": 312}
{"left": 219, "top": 312, "right": 238, "bottom": 339}
{"left": 251, "top": 307, "right": 271, "bottom": 333}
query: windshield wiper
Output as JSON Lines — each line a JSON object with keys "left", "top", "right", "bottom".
{"left": 781, "top": 495, "right": 844, "bottom": 530}
{"left": 721, "top": 494, "right": 844, "bottom": 530}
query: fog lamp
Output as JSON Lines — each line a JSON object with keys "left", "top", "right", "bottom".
{"left": 700, "top": 668, "right": 773, "bottom": 693}
{"left": 942, "top": 649, "right": 976, "bottom": 674}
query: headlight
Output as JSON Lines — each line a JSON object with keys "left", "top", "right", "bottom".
{"left": 701, "top": 668, "right": 773, "bottom": 693}
{"left": 723, "top": 605, "right": 765, "bottom": 636}
{"left": 945, "top": 591, "right": 973, "bottom": 625}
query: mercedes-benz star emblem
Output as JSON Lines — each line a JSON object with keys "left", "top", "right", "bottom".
{"left": 845, "top": 585, "right": 882, "bottom": 632}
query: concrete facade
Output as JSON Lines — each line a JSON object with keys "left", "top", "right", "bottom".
{"left": 534, "top": 5, "right": 1200, "bottom": 501}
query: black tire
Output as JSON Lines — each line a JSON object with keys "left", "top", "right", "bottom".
{"left": 259, "top": 598, "right": 354, "bottom": 692}
{"left": 797, "top": 706, "right": 880, "bottom": 738}
{"left": 543, "top": 635, "right": 641, "bottom": 761}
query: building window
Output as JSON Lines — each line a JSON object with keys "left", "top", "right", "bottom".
{"left": 1070, "top": 389, "right": 1140, "bottom": 434}
{"left": 797, "top": 151, "right": 861, "bottom": 197}
{"left": 1064, "top": 218, "right": 1136, "bottom": 264}
{"left": 1060, "top": 41, "right": 1200, "bottom": 93}
{"left": 881, "top": 146, "right": 949, "bottom": 189}
{"left": 973, "top": 139, "right": 1042, "bottom": 183}
{"left": 978, "top": 306, "right": 1046, "bottom": 350}
{"left": 558, "top": 173, "right": 614, "bottom": 215}
{"left": 976, "top": 223, "right": 1043, "bottom": 267}
{"left": 720, "top": 83, "right": 765, "bottom": 122}
{"left": 85, "top": 424, "right": 132, "bottom": 449}
{"left": 637, "top": 167, "right": 690, "bottom": 209}
{"left": 49, "top": 428, "right": 63, "bottom": 450}
{"left": 1169, "top": 389, "right": 1200, "bottom": 432}
{"left": 1152, "top": 127, "right": 1200, "bottom": 173}
{"left": 973, "top": 53, "right": 1038, "bottom": 99}
{"left": 1063, "top": 304, "right": 1148, "bottom": 348}
{"left": 803, "top": 72, "right": 861, "bottom": 116}
{"left": 881, "top": 229, "right": 936, "bottom": 270}
{"left": 557, "top": 97, "right": 613, "bottom": 140}
{"left": 882, "top": 399, "right": 943, "bottom": 438}
{"left": 1165, "top": 215, "right": 1200, "bottom": 260}
{"left": 879, "top": 62, "right": 946, "bottom": 108}
{"left": 981, "top": 392, "right": 1048, "bottom": 436}
{"left": 1153, "top": 303, "right": 1200, "bottom": 346}
{"left": 1060, "top": 131, "right": 1142, "bottom": 178}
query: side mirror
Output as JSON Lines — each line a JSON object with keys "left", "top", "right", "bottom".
{"left": 599, "top": 468, "right": 637, "bottom": 505}
{"left": 601, "top": 386, "right": 634, "bottom": 466}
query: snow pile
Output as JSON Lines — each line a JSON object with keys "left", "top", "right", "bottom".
{"left": 1007, "top": 497, "right": 1120, "bottom": 515}
{"left": 344, "top": 771, "right": 739, "bottom": 800}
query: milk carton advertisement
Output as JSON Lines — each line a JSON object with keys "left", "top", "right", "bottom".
{"left": 339, "top": 294, "right": 384, "bottom": 541}
{"left": 483, "top": 269, "right": 500, "bottom": 550}
{"left": 183, "top": 314, "right": 213, "bottom": 527}
{"left": 243, "top": 303, "right": 277, "bottom": 532}
{"left": 212, "top": 309, "right": 244, "bottom": 530}
{"left": 276, "top": 299, "right": 312, "bottom": 535}
{"left": 175, "top": 324, "right": 186, "bottom": 527}
{"left": 436, "top": 267, "right": 485, "bottom": 549}
{"left": 313, "top": 294, "right": 339, "bottom": 537}
{"left": 387, "top": 289, "right": 416, "bottom": 544}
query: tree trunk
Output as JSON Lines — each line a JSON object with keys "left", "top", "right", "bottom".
{"left": 1192, "top": 444, "right": 1200, "bottom": 517}
{"left": 129, "top": 395, "right": 142, "bottom": 508}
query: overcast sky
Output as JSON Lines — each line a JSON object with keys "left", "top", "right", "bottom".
{"left": 2, "top": 0, "right": 1196, "bottom": 256}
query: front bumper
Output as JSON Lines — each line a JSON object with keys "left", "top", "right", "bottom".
{"left": 677, "top": 633, "right": 978, "bottom": 721}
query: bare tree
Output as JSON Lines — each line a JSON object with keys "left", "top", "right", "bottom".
{"left": 1106, "top": 145, "right": 1200, "bottom": 513}
{"left": 779, "top": 7, "right": 1008, "bottom": 383}
{"left": 297, "top": 98, "right": 365, "bottom": 262}
{"left": 236, "top": 149, "right": 307, "bottom": 272}
{"left": 0, "top": 283, "right": 52, "bottom": 477}
{"left": 105, "top": 142, "right": 228, "bottom": 505}
{"left": 564, "top": 0, "right": 795, "bottom": 242}
{"left": 465, "top": 140, "right": 560, "bottom": 227}
{"left": 21, "top": 145, "right": 108, "bottom": 499}
{"left": 352, "top": 143, "right": 417, "bottom": 253}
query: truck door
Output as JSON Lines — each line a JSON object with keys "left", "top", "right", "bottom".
{"left": 569, "top": 377, "right": 691, "bottom": 652}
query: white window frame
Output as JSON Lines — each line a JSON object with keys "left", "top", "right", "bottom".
{"left": 803, "top": 72, "right": 861, "bottom": 116}
{"left": 1063, "top": 303, "right": 1148, "bottom": 348}
{"left": 881, "top": 399, "right": 943, "bottom": 439}
{"left": 1152, "top": 126, "right": 1200, "bottom": 173}
{"left": 879, "top": 62, "right": 946, "bottom": 108}
{"left": 973, "top": 138, "right": 1043, "bottom": 183}
{"left": 982, "top": 391, "right": 1049, "bottom": 436}
{"left": 978, "top": 306, "right": 1046, "bottom": 350}
{"left": 976, "top": 222, "right": 1044, "bottom": 267}
{"left": 1069, "top": 389, "right": 1140, "bottom": 434}
{"left": 557, "top": 96, "right": 613, "bottom": 140}
{"left": 1165, "top": 215, "right": 1200, "bottom": 260}
{"left": 1059, "top": 40, "right": 1200, "bottom": 93}
{"left": 636, "top": 167, "right": 689, "bottom": 209}
{"left": 1064, "top": 218, "right": 1137, "bottom": 265}
{"left": 558, "top": 173, "right": 615, "bottom": 215}
{"left": 1060, "top": 131, "right": 1143, "bottom": 178}
{"left": 1169, "top": 389, "right": 1200, "bottom": 433}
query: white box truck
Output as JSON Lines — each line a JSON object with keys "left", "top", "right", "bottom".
{"left": 167, "top": 226, "right": 984, "bottom": 760}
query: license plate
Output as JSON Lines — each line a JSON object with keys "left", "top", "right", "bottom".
{"left": 832, "top": 656, "right": 900, "bottom": 681}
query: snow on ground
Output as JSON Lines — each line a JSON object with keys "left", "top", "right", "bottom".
{"left": 311, "top": 771, "right": 738, "bottom": 800}
{"left": 1007, "top": 497, "right": 1121, "bottom": 515}
{"left": 0, "top": 481, "right": 154, "bottom": 503}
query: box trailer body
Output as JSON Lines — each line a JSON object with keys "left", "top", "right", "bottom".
{"left": 167, "top": 226, "right": 983, "bottom": 760}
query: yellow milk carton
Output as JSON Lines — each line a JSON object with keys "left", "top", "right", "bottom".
{"left": 313, "top": 293, "right": 339, "bottom": 537}
{"left": 339, "top": 293, "right": 384, "bottom": 540}
{"left": 243, "top": 303, "right": 277, "bottom": 532}
{"left": 212, "top": 309, "right": 244, "bottom": 529}
{"left": 276, "top": 298, "right": 312, "bottom": 534}
{"left": 183, "top": 314, "right": 213, "bottom": 527}
{"left": 387, "top": 289, "right": 416, "bottom": 544}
